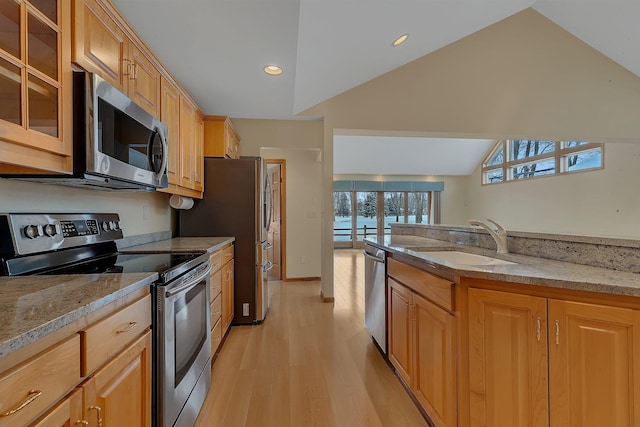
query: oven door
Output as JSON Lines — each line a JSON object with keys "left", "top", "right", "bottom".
{"left": 157, "top": 262, "right": 212, "bottom": 427}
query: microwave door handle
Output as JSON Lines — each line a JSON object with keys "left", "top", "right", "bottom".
{"left": 150, "top": 127, "right": 168, "bottom": 177}
{"left": 165, "top": 264, "right": 212, "bottom": 298}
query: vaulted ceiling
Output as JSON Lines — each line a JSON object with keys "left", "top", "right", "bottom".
{"left": 113, "top": 0, "right": 640, "bottom": 121}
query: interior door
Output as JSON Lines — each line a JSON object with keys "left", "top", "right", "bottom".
{"left": 266, "top": 163, "right": 282, "bottom": 279}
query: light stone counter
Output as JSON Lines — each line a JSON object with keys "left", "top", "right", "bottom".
{"left": 120, "top": 237, "right": 235, "bottom": 254}
{"left": 0, "top": 273, "right": 157, "bottom": 358}
{"left": 365, "top": 236, "right": 640, "bottom": 297}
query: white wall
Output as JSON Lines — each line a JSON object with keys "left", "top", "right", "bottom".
{"left": 231, "top": 119, "right": 324, "bottom": 280}
{"left": 0, "top": 179, "right": 172, "bottom": 237}
{"left": 262, "top": 148, "right": 322, "bottom": 279}
{"left": 463, "top": 142, "right": 640, "bottom": 239}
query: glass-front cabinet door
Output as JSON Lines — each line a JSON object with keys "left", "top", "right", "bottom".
{"left": 0, "top": 0, "right": 72, "bottom": 173}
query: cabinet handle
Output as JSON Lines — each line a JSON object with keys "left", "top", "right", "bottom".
{"left": 89, "top": 405, "right": 103, "bottom": 426}
{"left": 122, "top": 59, "right": 132, "bottom": 76}
{"left": 116, "top": 321, "right": 138, "bottom": 333}
{"left": 536, "top": 317, "right": 541, "bottom": 342}
{"left": 555, "top": 320, "right": 560, "bottom": 345}
{"left": 76, "top": 421, "right": 89, "bottom": 426}
{"left": 0, "top": 390, "right": 42, "bottom": 417}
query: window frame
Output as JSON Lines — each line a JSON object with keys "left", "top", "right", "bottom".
{"left": 482, "top": 139, "right": 603, "bottom": 185}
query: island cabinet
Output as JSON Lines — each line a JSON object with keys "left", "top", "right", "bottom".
{"left": 387, "top": 257, "right": 457, "bottom": 427}
{"left": 203, "top": 116, "right": 241, "bottom": 159}
{"left": 0, "top": 293, "right": 151, "bottom": 427}
{"left": 0, "top": 0, "right": 73, "bottom": 174}
{"left": 468, "top": 286, "right": 640, "bottom": 427}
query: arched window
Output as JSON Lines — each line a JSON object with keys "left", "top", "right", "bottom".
{"left": 482, "top": 140, "right": 603, "bottom": 184}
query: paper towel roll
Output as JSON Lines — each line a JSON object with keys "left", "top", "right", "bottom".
{"left": 169, "top": 195, "right": 194, "bottom": 210}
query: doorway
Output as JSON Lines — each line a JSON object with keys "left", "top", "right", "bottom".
{"left": 266, "top": 159, "right": 285, "bottom": 280}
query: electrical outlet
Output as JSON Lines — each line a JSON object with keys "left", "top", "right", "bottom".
{"left": 242, "top": 303, "right": 249, "bottom": 316}
{"left": 300, "top": 256, "right": 305, "bottom": 264}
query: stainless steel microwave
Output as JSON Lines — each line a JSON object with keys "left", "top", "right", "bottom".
{"left": 2, "top": 72, "right": 169, "bottom": 191}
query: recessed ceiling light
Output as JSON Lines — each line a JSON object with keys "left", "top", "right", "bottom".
{"left": 392, "top": 34, "right": 409, "bottom": 47}
{"left": 264, "top": 65, "right": 283, "bottom": 75}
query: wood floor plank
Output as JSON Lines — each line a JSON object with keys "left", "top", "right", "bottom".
{"left": 194, "top": 249, "right": 428, "bottom": 427}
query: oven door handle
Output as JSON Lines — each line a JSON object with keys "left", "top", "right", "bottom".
{"left": 165, "top": 264, "right": 212, "bottom": 298}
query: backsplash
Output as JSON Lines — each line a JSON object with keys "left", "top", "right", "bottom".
{"left": 392, "top": 224, "right": 640, "bottom": 274}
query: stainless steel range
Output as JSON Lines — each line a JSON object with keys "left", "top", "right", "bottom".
{"left": 0, "top": 213, "right": 212, "bottom": 427}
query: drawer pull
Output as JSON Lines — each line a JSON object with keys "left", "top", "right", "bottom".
{"left": 76, "top": 421, "right": 89, "bottom": 426}
{"left": 89, "top": 405, "right": 103, "bottom": 426}
{"left": 1, "top": 390, "right": 42, "bottom": 417}
{"left": 116, "top": 321, "right": 138, "bottom": 333}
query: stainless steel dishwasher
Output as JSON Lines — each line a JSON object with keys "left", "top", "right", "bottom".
{"left": 364, "top": 243, "right": 387, "bottom": 354}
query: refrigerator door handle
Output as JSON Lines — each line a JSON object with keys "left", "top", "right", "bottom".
{"left": 257, "top": 260, "right": 274, "bottom": 272}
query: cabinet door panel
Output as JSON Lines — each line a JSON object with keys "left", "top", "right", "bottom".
{"left": 468, "top": 288, "right": 548, "bottom": 427}
{"left": 160, "top": 77, "right": 180, "bottom": 185}
{"left": 413, "top": 293, "right": 456, "bottom": 427}
{"left": 82, "top": 331, "right": 151, "bottom": 427}
{"left": 128, "top": 44, "right": 160, "bottom": 116}
{"left": 549, "top": 300, "right": 640, "bottom": 427}
{"left": 73, "top": 0, "right": 126, "bottom": 91}
{"left": 388, "top": 277, "right": 413, "bottom": 385}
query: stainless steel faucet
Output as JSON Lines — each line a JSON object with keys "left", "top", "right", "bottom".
{"left": 469, "top": 219, "right": 508, "bottom": 254}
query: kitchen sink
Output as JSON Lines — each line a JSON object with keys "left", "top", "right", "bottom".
{"left": 419, "top": 251, "right": 517, "bottom": 266}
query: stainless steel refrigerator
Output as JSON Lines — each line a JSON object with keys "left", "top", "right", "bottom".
{"left": 178, "top": 157, "right": 272, "bottom": 324}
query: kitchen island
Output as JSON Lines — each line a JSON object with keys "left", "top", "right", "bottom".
{"left": 366, "top": 232, "right": 640, "bottom": 427}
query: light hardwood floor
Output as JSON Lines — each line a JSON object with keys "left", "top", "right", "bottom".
{"left": 194, "top": 249, "right": 428, "bottom": 427}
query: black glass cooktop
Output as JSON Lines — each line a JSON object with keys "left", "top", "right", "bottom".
{"left": 38, "top": 252, "right": 201, "bottom": 275}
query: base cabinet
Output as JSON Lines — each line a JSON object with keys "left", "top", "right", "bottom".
{"left": 469, "top": 287, "right": 640, "bottom": 427}
{"left": 468, "top": 288, "right": 549, "bottom": 427}
{"left": 81, "top": 331, "right": 151, "bottom": 427}
{"left": 387, "top": 258, "right": 456, "bottom": 427}
{"left": 31, "top": 388, "right": 84, "bottom": 427}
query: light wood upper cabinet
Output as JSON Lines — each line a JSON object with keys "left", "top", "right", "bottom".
{"left": 127, "top": 43, "right": 161, "bottom": 117}
{"left": 160, "top": 77, "right": 180, "bottom": 186}
{"left": 179, "top": 97, "right": 203, "bottom": 191}
{"left": 203, "top": 116, "right": 240, "bottom": 159}
{"left": 548, "top": 300, "right": 640, "bottom": 427}
{"left": 0, "top": 0, "right": 73, "bottom": 174}
{"left": 468, "top": 288, "right": 549, "bottom": 427}
{"left": 72, "top": 0, "right": 127, "bottom": 91}
{"left": 72, "top": 0, "right": 160, "bottom": 116}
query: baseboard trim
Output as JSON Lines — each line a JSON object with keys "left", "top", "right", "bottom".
{"left": 283, "top": 276, "right": 321, "bottom": 282}
{"left": 320, "top": 290, "right": 335, "bottom": 303}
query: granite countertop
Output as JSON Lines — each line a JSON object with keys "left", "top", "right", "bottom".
{"left": 0, "top": 272, "right": 157, "bottom": 358}
{"left": 365, "top": 235, "right": 640, "bottom": 297}
{"left": 120, "top": 237, "right": 235, "bottom": 254}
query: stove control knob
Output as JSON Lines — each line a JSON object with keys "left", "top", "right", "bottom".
{"left": 102, "top": 221, "right": 110, "bottom": 232}
{"left": 109, "top": 221, "right": 116, "bottom": 231}
{"left": 114, "top": 221, "right": 121, "bottom": 231}
{"left": 43, "top": 224, "right": 58, "bottom": 237}
{"left": 24, "top": 225, "right": 43, "bottom": 239}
